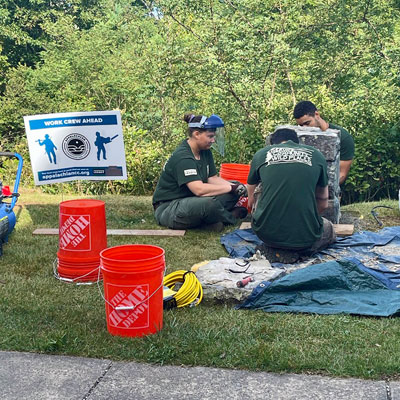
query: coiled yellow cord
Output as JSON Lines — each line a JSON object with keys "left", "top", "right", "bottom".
{"left": 163, "top": 270, "right": 203, "bottom": 307}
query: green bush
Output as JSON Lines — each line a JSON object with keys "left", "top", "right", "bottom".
{"left": 122, "top": 125, "right": 174, "bottom": 195}
{"left": 342, "top": 123, "right": 400, "bottom": 204}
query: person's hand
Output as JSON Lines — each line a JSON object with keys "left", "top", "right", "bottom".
{"left": 230, "top": 183, "right": 248, "bottom": 197}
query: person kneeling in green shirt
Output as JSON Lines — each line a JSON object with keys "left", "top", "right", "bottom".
{"left": 152, "top": 113, "right": 248, "bottom": 231}
{"left": 247, "top": 128, "right": 336, "bottom": 260}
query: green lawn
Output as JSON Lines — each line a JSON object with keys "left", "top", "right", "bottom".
{"left": 1, "top": 189, "right": 400, "bottom": 379}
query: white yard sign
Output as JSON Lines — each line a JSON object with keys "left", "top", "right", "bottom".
{"left": 24, "top": 111, "right": 127, "bottom": 185}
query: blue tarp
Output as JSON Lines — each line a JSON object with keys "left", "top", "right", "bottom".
{"left": 238, "top": 258, "right": 400, "bottom": 316}
{"left": 221, "top": 226, "right": 400, "bottom": 269}
{"left": 221, "top": 226, "right": 400, "bottom": 316}
{"left": 318, "top": 226, "right": 400, "bottom": 267}
{"left": 221, "top": 228, "right": 262, "bottom": 259}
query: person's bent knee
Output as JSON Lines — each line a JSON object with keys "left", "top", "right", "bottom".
{"left": 200, "top": 197, "right": 220, "bottom": 214}
{"left": 323, "top": 217, "right": 336, "bottom": 245}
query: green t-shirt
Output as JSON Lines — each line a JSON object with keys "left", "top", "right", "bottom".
{"left": 153, "top": 139, "right": 217, "bottom": 204}
{"left": 329, "top": 123, "right": 355, "bottom": 161}
{"left": 248, "top": 141, "right": 328, "bottom": 249}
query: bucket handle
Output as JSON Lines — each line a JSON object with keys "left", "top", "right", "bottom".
{"left": 53, "top": 259, "right": 99, "bottom": 285}
{"left": 53, "top": 259, "right": 166, "bottom": 309}
{"left": 96, "top": 266, "right": 166, "bottom": 312}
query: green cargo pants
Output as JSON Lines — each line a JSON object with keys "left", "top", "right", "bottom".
{"left": 154, "top": 193, "right": 240, "bottom": 230}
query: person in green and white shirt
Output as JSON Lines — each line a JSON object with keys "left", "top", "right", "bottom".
{"left": 247, "top": 128, "right": 336, "bottom": 255}
{"left": 153, "top": 114, "right": 248, "bottom": 231}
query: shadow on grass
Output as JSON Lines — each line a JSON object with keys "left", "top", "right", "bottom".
{"left": 24, "top": 204, "right": 59, "bottom": 228}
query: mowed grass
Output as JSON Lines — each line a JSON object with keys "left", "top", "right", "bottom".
{"left": 1, "top": 189, "right": 400, "bottom": 379}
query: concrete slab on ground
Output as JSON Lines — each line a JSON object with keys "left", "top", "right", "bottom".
{"left": 390, "top": 381, "right": 400, "bottom": 400}
{"left": 0, "top": 351, "right": 394, "bottom": 400}
{"left": 0, "top": 351, "right": 111, "bottom": 400}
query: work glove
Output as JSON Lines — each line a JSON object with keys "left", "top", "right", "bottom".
{"left": 230, "top": 183, "right": 248, "bottom": 197}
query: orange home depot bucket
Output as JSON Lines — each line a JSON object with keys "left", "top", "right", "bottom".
{"left": 219, "top": 163, "right": 251, "bottom": 184}
{"left": 220, "top": 163, "right": 251, "bottom": 212}
{"left": 57, "top": 199, "right": 107, "bottom": 282}
{"left": 100, "top": 244, "right": 165, "bottom": 337}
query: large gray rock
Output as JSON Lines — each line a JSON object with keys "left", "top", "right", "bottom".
{"left": 193, "top": 252, "right": 332, "bottom": 304}
{"left": 327, "top": 158, "right": 340, "bottom": 198}
{"left": 296, "top": 129, "right": 340, "bottom": 161}
{"left": 321, "top": 198, "right": 341, "bottom": 224}
{"left": 193, "top": 253, "right": 285, "bottom": 303}
{"left": 272, "top": 125, "right": 340, "bottom": 158}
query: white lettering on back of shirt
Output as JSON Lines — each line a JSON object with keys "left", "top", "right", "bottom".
{"left": 265, "top": 147, "right": 313, "bottom": 166}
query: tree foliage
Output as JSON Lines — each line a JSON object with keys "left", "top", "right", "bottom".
{"left": 0, "top": 0, "right": 399, "bottom": 201}
{"left": 0, "top": 0, "right": 106, "bottom": 88}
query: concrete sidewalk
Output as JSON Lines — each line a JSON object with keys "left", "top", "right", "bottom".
{"left": 0, "top": 350, "right": 397, "bottom": 400}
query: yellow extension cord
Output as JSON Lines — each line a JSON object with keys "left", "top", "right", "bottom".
{"left": 163, "top": 270, "right": 203, "bottom": 308}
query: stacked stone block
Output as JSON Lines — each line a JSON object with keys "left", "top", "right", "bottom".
{"left": 269, "top": 125, "right": 341, "bottom": 224}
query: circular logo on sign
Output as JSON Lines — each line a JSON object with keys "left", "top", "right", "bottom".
{"left": 62, "top": 133, "right": 90, "bottom": 160}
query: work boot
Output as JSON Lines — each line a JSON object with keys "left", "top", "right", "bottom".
{"left": 255, "top": 244, "right": 300, "bottom": 264}
{"left": 231, "top": 206, "right": 248, "bottom": 220}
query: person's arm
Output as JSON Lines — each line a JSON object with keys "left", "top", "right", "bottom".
{"left": 247, "top": 183, "right": 257, "bottom": 209}
{"left": 315, "top": 185, "right": 329, "bottom": 214}
{"left": 208, "top": 175, "right": 232, "bottom": 186}
{"left": 186, "top": 179, "right": 232, "bottom": 197}
{"left": 187, "top": 175, "right": 247, "bottom": 197}
{"left": 339, "top": 159, "right": 352, "bottom": 185}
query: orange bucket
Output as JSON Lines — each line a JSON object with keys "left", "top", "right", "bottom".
{"left": 219, "top": 163, "right": 250, "bottom": 184}
{"left": 57, "top": 199, "right": 107, "bottom": 282}
{"left": 220, "top": 163, "right": 251, "bottom": 212}
{"left": 100, "top": 244, "right": 165, "bottom": 337}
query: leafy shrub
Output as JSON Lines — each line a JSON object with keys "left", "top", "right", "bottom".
{"left": 122, "top": 125, "right": 174, "bottom": 195}
{"left": 342, "top": 124, "right": 400, "bottom": 204}
{"left": 1, "top": 0, "right": 400, "bottom": 201}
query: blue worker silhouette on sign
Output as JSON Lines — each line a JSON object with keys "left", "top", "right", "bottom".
{"left": 37, "top": 134, "right": 57, "bottom": 164}
{"left": 94, "top": 132, "right": 118, "bottom": 161}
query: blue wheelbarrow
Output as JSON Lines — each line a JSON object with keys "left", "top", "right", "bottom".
{"left": 0, "top": 152, "right": 23, "bottom": 256}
